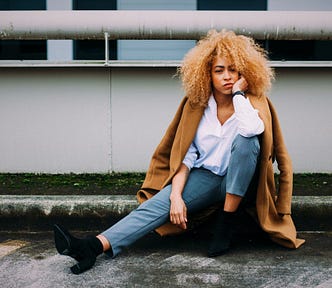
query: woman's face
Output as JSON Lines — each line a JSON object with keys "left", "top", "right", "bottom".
{"left": 211, "top": 56, "right": 240, "bottom": 97}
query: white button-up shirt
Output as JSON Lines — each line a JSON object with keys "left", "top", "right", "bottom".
{"left": 182, "top": 94, "right": 264, "bottom": 176}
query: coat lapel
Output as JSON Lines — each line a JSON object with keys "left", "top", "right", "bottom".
{"left": 166, "top": 102, "right": 205, "bottom": 184}
{"left": 249, "top": 96, "right": 273, "bottom": 161}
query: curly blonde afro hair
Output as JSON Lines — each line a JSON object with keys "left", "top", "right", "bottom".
{"left": 179, "top": 29, "right": 274, "bottom": 107}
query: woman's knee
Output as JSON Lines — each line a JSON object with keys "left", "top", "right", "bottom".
{"left": 231, "top": 134, "right": 260, "bottom": 157}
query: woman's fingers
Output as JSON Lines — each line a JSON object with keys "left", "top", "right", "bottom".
{"left": 233, "top": 76, "right": 248, "bottom": 93}
{"left": 170, "top": 197, "right": 188, "bottom": 229}
{"left": 170, "top": 208, "right": 187, "bottom": 229}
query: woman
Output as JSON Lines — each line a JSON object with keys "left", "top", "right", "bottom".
{"left": 54, "top": 30, "right": 305, "bottom": 274}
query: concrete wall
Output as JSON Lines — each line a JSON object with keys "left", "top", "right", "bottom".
{"left": 269, "top": 68, "right": 332, "bottom": 172}
{"left": 0, "top": 68, "right": 111, "bottom": 173}
{"left": 0, "top": 65, "right": 331, "bottom": 173}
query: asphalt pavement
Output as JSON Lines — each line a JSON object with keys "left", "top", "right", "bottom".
{"left": 0, "top": 230, "right": 331, "bottom": 288}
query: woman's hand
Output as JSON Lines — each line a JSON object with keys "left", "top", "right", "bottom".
{"left": 232, "top": 76, "right": 248, "bottom": 94}
{"left": 170, "top": 194, "right": 188, "bottom": 230}
{"left": 169, "top": 163, "right": 190, "bottom": 230}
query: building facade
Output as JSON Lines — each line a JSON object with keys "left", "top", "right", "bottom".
{"left": 0, "top": 1, "right": 331, "bottom": 173}
{"left": 1, "top": 0, "right": 332, "bottom": 61}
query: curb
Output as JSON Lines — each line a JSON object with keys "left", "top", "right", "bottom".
{"left": 0, "top": 195, "right": 331, "bottom": 231}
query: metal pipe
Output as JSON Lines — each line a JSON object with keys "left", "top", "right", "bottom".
{"left": 0, "top": 10, "right": 331, "bottom": 40}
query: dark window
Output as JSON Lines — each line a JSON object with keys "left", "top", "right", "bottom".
{"left": 0, "top": 0, "right": 47, "bottom": 60}
{"left": 72, "top": 0, "right": 116, "bottom": 10}
{"left": 0, "top": 40, "right": 47, "bottom": 60}
{"left": 267, "top": 40, "right": 332, "bottom": 61}
{"left": 0, "top": 0, "right": 45, "bottom": 10}
{"left": 73, "top": 0, "right": 117, "bottom": 60}
{"left": 198, "top": 0, "right": 267, "bottom": 10}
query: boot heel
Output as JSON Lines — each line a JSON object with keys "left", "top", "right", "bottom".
{"left": 70, "top": 257, "right": 96, "bottom": 275}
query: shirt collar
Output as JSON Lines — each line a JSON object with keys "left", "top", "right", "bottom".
{"left": 208, "top": 95, "right": 217, "bottom": 111}
{"left": 207, "top": 94, "right": 236, "bottom": 126}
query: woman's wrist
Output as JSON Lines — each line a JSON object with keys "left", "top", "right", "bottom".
{"left": 170, "top": 191, "right": 182, "bottom": 201}
{"left": 232, "top": 90, "right": 246, "bottom": 98}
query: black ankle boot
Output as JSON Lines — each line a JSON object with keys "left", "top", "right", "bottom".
{"left": 54, "top": 224, "right": 103, "bottom": 274}
{"left": 207, "top": 210, "right": 236, "bottom": 257}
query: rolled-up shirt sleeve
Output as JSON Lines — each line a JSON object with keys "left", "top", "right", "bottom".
{"left": 182, "top": 142, "right": 198, "bottom": 170}
{"left": 233, "top": 94, "right": 264, "bottom": 137}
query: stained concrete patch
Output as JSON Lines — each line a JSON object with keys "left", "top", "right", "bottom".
{"left": 0, "top": 240, "right": 27, "bottom": 258}
{"left": 176, "top": 273, "right": 222, "bottom": 286}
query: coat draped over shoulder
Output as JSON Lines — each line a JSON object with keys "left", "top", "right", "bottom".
{"left": 137, "top": 95, "right": 305, "bottom": 249}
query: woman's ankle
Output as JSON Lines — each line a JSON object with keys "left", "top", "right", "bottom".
{"left": 96, "top": 234, "right": 111, "bottom": 252}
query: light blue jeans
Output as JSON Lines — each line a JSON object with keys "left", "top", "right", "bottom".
{"left": 102, "top": 135, "right": 260, "bottom": 256}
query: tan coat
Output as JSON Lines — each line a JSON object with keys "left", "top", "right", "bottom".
{"left": 137, "top": 95, "right": 305, "bottom": 249}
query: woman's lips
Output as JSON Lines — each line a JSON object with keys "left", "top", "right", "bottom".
{"left": 223, "top": 83, "right": 233, "bottom": 89}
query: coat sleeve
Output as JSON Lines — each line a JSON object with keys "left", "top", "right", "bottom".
{"left": 268, "top": 98, "right": 293, "bottom": 215}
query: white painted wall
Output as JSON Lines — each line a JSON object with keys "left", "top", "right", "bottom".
{"left": 0, "top": 68, "right": 111, "bottom": 173}
{"left": 111, "top": 68, "right": 183, "bottom": 171}
{"left": 269, "top": 68, "right": 332, "bottom": 172}
{"left": 0, "top": 66, "right": 331, "bottom": 173}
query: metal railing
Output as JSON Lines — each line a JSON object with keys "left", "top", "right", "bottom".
{"left": 1, "top": 10, "right": 332, "bottom": 66}
{"left": 1, "top": 10, "right": 332, "bottom": 41}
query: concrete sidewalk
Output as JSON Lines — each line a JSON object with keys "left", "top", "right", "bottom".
{"left": 0, "top": 231, "right": 331, "bottom": 288}
{"left": 0, "top": 193, "right": 331, "bottom": 287}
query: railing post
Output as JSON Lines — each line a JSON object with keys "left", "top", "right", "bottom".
{"left": 104, "top": 32, "right": 109, "bottom": 66}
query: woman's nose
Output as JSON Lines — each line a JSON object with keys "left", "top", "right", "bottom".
{"left": 223, "top": 70, "right": 231, "bottom": 79}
